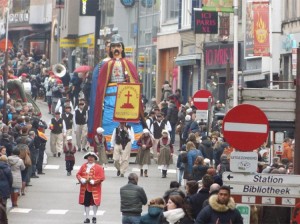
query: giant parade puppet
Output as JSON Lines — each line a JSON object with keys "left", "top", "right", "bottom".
{"left": 87, "top": 34, "right": 145, "bottom": 153}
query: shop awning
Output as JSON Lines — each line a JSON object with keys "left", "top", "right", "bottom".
{"left": 175, "top": 54, "right": 201, "bottom": 66}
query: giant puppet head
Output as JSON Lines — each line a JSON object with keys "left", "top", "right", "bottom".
{"left": 109, "top": 34, "right": 126, "bottom": 58}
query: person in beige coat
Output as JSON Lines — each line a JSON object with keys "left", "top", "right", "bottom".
{"left": 8, "top": 148, "right": 25, "bottom": 207}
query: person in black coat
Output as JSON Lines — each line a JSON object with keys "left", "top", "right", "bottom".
{"left": 0, "top": 134, "right": 13, "bottom": 157}
{"left": 0, "top": 155, "right": 13, "bottom": 207}
{"left": 196, "top": 186, "right": 243, "bottom": 224}
{"left": 188, "top": 174, "right": 214, "bottom": 219}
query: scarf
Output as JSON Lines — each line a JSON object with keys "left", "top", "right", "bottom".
{"left": 86, "top": 163, "right": 95, "bottom": 173}
{"left": 163, "top": 208, "right": 185, "bottom": 224}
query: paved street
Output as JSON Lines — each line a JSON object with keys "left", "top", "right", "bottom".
{"left": 7, "top": 99, "right": 180, "bottom": 224}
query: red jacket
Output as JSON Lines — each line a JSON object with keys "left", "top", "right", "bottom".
{"left": 76, "top": 163, "right": 105, "bottom": 206}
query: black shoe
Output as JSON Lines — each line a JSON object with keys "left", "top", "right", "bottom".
{"left": 31, "top": 175, "right": 39, "bottom": 178}
{"left": 48, "top": 111, "right": 51, "bottom": 114}
{"left": 58, "top": 152, "right": 61, "bottom": 157}
{"left": 120, "top": 174, "right": 124, "bottom": 177}
{"left": 82, "top": 148, "right": 87, "bottom": 152}
{"left": 38, "top": 172, "right": 45, "bottom": 175}
{"left": 67, "top": 171, "right": 71, "bottom": 176}
{"left": 92, "top": 217, "right": 96, "bottom": 223}
{"left": 53, "top": 154, "right": 57, "bottom": 157}
{"left": 78, "top": 148, "right": 81, "bottom": 152}
{"left": 84, "top": 218, "right": 90, "bottom": 223}
{"left": 117, "top": 170, "right": 120, "bottom": 176}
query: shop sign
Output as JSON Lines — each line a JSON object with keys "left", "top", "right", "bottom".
{"left": 120, "top": 0, "right": 136, "bottom": 8}
{"left": 55, "top": 0, "right": 65, "bottom": 9}
{"left": 194, "top": 11, "right": 218, "bottom": 34}
{"left": 80, "top": 0, "right": 98, "bottom": 16}
{"left": 204, "top": 43, "right": 234, "bottom": 69}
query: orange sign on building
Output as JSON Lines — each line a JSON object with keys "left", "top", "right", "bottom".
{"left": 113, "top": 83, "right": 141, "bottom": 123}
{"left": 253, "top": 2, "right": 270, "bottom": 56}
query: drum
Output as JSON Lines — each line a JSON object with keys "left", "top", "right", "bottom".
{"left": 23, "top": 82, "right": 32, "bottom": 94}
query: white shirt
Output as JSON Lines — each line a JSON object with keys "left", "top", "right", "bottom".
{"left": 55, "top": 99, "right": 74, "bottom": 114}
{"left": 110, "top": 126, "right": 135, "bottom": 148}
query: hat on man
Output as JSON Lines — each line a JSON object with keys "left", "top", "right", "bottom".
{"left": 111, "top": 34, "right": 123, "bottom": 44}
{"left": 186, "top": 108, "right": 193, "bottom": 114}
{"left": 185, "top": 115, "right": 191, "bottom": 121}
{"left": 83, "top": 152, "right": 99, "bottom": 161}
{"left": 97, "top": 127, "right": 104, "bottom": 134}
{"left": 161, "top": 129, "right": 168, "bottom": 135}
{"left": 67, "top": 136, "right": 72, "bottom": 141}
{"left": 55, "top": 111, "right": 61, "bottom": 115}
{"left": 143, "top": 129, "right": 149, "bottom": 134}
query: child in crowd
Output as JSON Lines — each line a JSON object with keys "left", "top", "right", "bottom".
{"left": 63, "top": 136, "right": 76, "bottom": 176}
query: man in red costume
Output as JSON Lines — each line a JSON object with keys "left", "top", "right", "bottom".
{"left": 76, "top": 152, "right": 105, "bottom": 224}
{"left": 89, "top": 34, "right": 144, "bottom": 146}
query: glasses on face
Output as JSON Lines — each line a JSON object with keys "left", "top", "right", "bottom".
{"left": 111, "top": 43, "right": 122, "bottom": 48}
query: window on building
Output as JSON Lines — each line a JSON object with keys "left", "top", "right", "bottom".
{"left": 181, "top": 0, "right": 192, "bottom": 29}
{"left": 163, "top": 0, "right": 179, "bottom": 23}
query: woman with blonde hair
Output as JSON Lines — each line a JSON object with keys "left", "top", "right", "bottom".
{"left": 186, "top": 141, "right": 202, "bottom": 180}
{"left": 140, "top": 197, "right": 165, "bottom": 224}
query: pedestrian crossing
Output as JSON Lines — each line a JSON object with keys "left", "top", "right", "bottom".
{"left": 43, "top": 164, "right": 177, "bottom": 174}
{"left": 9, "top": 208, "right": 106, "bottom": 216}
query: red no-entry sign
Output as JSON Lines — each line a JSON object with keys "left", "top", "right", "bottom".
{"left": 222, "top": 104, "right": 269, "bottom": 151}
{"left": 192, "top": 90, "right": 213, "bottom": 110}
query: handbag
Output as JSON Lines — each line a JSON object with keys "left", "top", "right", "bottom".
{"left": 43, "top": 151, "right": 48, "bottom": 165}
{"left": 24, "top": 153, "right": 32, "bottom": 167}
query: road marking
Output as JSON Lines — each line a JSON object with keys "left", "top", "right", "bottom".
{"left": 47, "top": 210, "right": 68, "bottom": 215}
{"left": 73, "top": 166, "right": 81, "bottom": 170}
{"left": 224, "top": 122, "right": 268, "bottom": 133}
{"left": 44, "top": 165, "right": 60, "bottom": 170}
{"left": 105, "top": 166, "right": 117, "bottom": 171}
{"left": 10, "top": 208, "right": 32, "bottom": 213}
{"left": 87, "top": 210, "right": 106, "bottom": 216}
{"left": 168, "top": 169, "right": 176, "bottom": 174}
{"left": 42, "top": 164, "right": 176, "bottom": 175}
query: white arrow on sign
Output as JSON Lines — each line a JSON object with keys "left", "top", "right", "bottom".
{"left": 227, "top": 183, "right": 300, "bottom": 198}
{"left": 223, "top": 172, "right": 300, "bottom": 186}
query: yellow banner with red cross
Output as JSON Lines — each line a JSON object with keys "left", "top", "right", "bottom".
{"left": 113, "top": 83, "right": 141, "bottom": 123}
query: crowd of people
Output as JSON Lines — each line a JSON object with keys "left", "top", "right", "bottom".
{"left": 0, "top": 37, "right": 296, "bottom": 224}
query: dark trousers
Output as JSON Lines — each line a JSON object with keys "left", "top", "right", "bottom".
{"left": 66, "top": 160, "right": 75, "bottom": 172}
{"left": 37, "top": 144, "right": 46, "bottom": 172}
{"left": 170, "top": 123, "right": 176, "bottom": 144}
{"left": 31, "top": 149, "right": 39, "bottom": 175}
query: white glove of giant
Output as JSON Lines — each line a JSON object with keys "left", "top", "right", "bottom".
{"left": 90, "top": 179, "right": 95, "bottom": 185}
{"left": 80, "top": 178, "right": 86, "bottom": 184}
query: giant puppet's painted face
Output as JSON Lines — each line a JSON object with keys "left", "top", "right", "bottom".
{"left": 110, "top": 42, "right": 123, "bottom": 58}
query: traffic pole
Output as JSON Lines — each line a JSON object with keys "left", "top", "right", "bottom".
{"left": 294, "top": 48, "right": 300, "bottom": 175}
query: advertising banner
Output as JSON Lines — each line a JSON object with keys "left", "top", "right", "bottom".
{"left": 245, "top": 0, "right": 254, "bottom": 58}
{"left": 202, "top": 0, "right": 233, "bottom": 13}
{"left": 253, "top": 2, "right": 270, "bottom": 56}
{"left": 113, "top": 83, "right": 141, "bottom": 123}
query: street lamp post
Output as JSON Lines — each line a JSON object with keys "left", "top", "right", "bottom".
{"left": 3, "top": 0, "right": 11, "bottom": 124}
{"left": 134, "top": 0, "right": 140, "bottom": 69}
